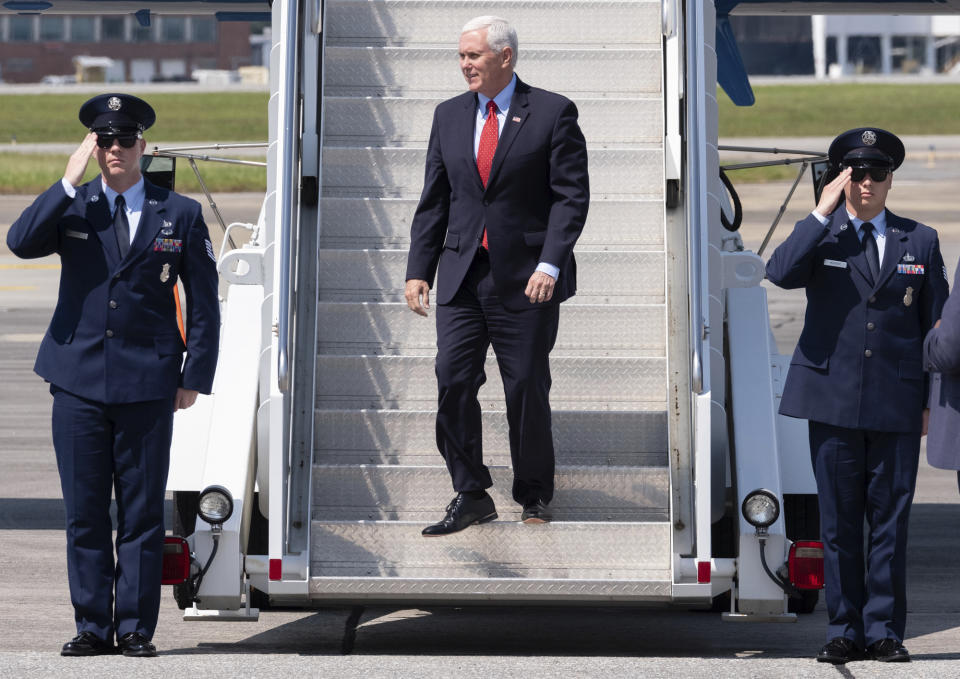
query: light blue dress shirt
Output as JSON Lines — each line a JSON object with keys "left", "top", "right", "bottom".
{"left": 62, "top": 176, "right": 146, "bottom": 245}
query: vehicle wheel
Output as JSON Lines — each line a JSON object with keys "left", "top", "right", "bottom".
{"left": 788, "top": 589, "right": 819, "bottom": 614}
{"left": 171, "top": 491, "right": 199, "bottom": 610}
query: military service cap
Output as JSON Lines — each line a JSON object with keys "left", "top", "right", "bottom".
{"left": 828, "top": 127, "right": 905, "bottom": 171}
{"left": 79, "top": 93, "right": 156, "bottom": 134}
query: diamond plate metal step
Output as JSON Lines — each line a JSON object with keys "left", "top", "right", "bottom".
{"left": 324, "top": 47, "right": 661, "bottom": 97}
{"left": 317, "top": 302, "right": 665, "bottom": 356}
{"left": 310, "top": 520, "right": 672, "bottom": 578}
{"left": 322, "top": 96, "right": 663, "bottom": 147}
{"left": 315, "top": 355, "right": 667, "bottom": 410}
{"left": 316, "top": 250, "right": 665, "bottom": 304}
{"left": 318, "top": 197, "right": 664, "bottom": 250}
{"left": 321, "top": 146, "right": 663, "bottom": 198}
{"left": 312, "top": 464, "right": 668, "bottom": 521}
{"left": 314, "top": 409, "right": 669, "bottom": 466}
{"left": 325, "top": 0, "right": 662, "bottom": 47}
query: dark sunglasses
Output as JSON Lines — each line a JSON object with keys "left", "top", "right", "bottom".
{"left": 95, "top": 134, "right": 138, "bottom": 149}
{"left": 849, "top": 167, "right": 889, "bottom": 183}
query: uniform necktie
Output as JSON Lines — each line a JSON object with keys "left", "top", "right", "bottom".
{"left": 861, "top": 221, "right": 879, "bottom": 284}
{"left": 114, "top": 194, "right": 130, "bottom": 258}
{"left": 477, "top": 99, "right": 498, "bottom": 249}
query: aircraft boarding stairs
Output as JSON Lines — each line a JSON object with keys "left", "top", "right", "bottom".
{"left": 309, "top": 0, "right": 675, "bottom": 601}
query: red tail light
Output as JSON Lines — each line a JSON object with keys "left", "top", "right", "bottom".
{"left": 162, "top": 536, "right": 191, "bottom": 585}
{"left": 788, "top": 540, "right": 824, "bottom": 590}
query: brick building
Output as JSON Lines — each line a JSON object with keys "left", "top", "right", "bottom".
{"left": 0, "top": 14, "right": 252, "bottom": 83}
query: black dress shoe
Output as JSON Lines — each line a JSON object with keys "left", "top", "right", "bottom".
{"left": 61, "top": 631, "right": 116, "bottom": 656}
{"left": 816, "top": 637, "right": 864, "bottom": 664}
{"left": 118, "top": 632, "right": 157, "bottom": 657}
{"left": 521, "top": 500, "right": 551, "bottom": 524}
{"left": 422, "top": 492, "right": 497, "bottom": 536}
{"left": 868, "top": 639, "right": 910, "bottom": 662}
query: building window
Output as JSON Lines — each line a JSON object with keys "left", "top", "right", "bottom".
{"left": 39, "top": 16, "right": 65, "bottom": 41}
{"left": 133, "top": 23, "right": 154, "bottom": 43}
{"left": 71, "top": 16, "right": 95, "bottom": 42}
{"left": 101, "top": 16, "right": 125, "bottom": 42}
{"left": 161, "top": 17, "right": 186, "bottom": 42}
{"left": 891, "top": 35, "right": 927, "bottom": 73}
{"left": 9, "top": 15, "right": 35, "bottom": 41}
{"left": 848, "top": 35, "right": 882, "bottom": 74}
{"left": 5, "top": 57, "right": 34, "bottom": 73}
{"left": 192, "top": 17, "right": 216, "bottom": 42}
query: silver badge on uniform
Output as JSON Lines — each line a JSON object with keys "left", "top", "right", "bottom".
{"left": 904, "top": 286, "right": 914, "bottom": 307}
{"left": 840, "top": 223, "right": 848, "bottom": 231}
{"left": 148, "top": 199, "right": 158, "bottom": 206}
{"left": 161, "top": 228, "right": 174, "bottom": 236}
{"left": 90, "top": 194, "right": 99, "bottom": 203}
{"left": 862, "top": 130, "right": 877, "bottom": 146}
{"left": 902, "top": 253, "right": 915, "bottom": 262}
{"left": 160, "top": 263, "right": 171, "bottom": 283}
{"left": 107, "top": 96, "right": 122, "bottom": 111}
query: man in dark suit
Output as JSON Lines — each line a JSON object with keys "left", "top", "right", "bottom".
{"left": 404, "top": 16, "right": 589, "bottom": 535}
{"left": 767, "top": 128, "right": 948, "bottom": 664}
{"left": 7, "top": 94, "right": 220, "bottom": 657}
{"left": 923, "top": 259, "right": 960, "bottom": 494}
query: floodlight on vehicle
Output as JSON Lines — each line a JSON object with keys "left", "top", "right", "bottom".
{"left": 198, "top": 485, "right": 234, "bottom": 526}
{"left": 741, "top": 489, "right": 780, "bottom": 530}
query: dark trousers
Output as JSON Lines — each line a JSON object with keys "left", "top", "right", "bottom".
{"left": 435, "top": 251, "right": 560, "bottom": 505}
{"left": 808, "top": 421, "right": 920, "bottom": 646}
{"left": 51, "top": 386, "right": 174, "bottom": 642}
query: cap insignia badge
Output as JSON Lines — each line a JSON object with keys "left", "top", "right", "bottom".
{"left": 862, "top": 130, "right": 877, "bottom": 146}
{"left": 160, "top": 263, "right": 171, "bottom": 283}
{"left": 904, "top": 286, "right": 914, "bottom": 307}
{"left": 107, "top": 96, "right": 122, "bottom": 111}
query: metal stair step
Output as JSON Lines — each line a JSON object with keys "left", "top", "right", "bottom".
{"left": 310, "top": 520, "right": 672, "bottom": 579}
{"left": 325, "top": 0, "right": 662, "bottom": 47}
{"left": 323, "top": 47, "right": 661, "bottom": 97}
{"left": 322, "top": 96, "right": 663, "bottom": 147}
{"left": 320, "top": 146, "right": 663, "bottom": 198}
{"left": 314, "top": 355, "right": 667, "bottom": 410}
{"left": 317, "top": 302, "right": 665, "bottom": 356}
{"left": 316, "top": 250, "right": 665, "bottom": 304}
{"left": 314, "top": 409, "right": 668, "bottom": 465}
{"left": 318, "top": 197, "right": 664, "bottom": 249}
{"left": 311, "top": 464, "right": 669, "bottom": 521}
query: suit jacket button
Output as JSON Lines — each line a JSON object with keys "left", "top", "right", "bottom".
{"left": 868, "top": 296, "right": 876, "bottom": 303}
{"left": 106, "top": 329, "right": 114, "bottom": 338}
{"left": 864, "top": 349, "right": 872, "bottom": 357}
{"left": 866, "top": 322, "right": 875, "bottom": 330}
{"left": 109, "top": 300, "right": 118, "bottom": 309}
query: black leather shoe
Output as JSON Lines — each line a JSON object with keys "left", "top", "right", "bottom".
{"left": 61, "top": 631, "right": 116, "bottom": 656}
{"left": 422, "top": 492, "right": 497, "bottom": 536}
{"left": 521, "top": 500, "right": 551, "bottom": 524}
{"left": 118, "top": 632, "right": 157, "bottom": 657}
{"left": 868, "top": 639, "right": 910, "bottom": 662}
{"left": 816, "top": 637, "right": 864, "bottom": 664}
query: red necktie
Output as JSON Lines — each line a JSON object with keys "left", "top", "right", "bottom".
{"left": 477, "top": 99, "right": 498, "bottom": 249}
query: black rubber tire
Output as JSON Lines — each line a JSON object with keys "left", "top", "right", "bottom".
{"left": 171, "top": 491, "right": 199, "bottom": 610}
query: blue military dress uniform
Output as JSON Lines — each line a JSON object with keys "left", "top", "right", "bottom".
{"left": 766, "top": 128, "right": 948, "bottom": 653}
{"left": 6, "top": 94, "right": 219, "bottom": 648}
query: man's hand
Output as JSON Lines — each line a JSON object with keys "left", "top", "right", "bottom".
{"left": 922, "top": 408, "right": 930, "bottom": 437}
{"left": 525, "top": 270, "right": 556, "bottom": 304}
{"left": 405, "top": 279, "right": 431, "bottom": 316}
{"left": 64, "top": 133, "right": 98, "bottom": 188}
{"left": 815, "top": 167, "right": 851, "bottom": 216}
{"left": 935, "top": 319, "right": 942, "bottom": 329}
{"left": 174, "top": 388, "right": 199, "bottom": 412}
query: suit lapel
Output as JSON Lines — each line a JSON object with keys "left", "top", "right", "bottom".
{"left": 874, "top": 210, "right": 908, "bottom": 291}
{"left": 485, "top": 80, "right": 530, "bottom": 191}
{"left": 82, "top": 181, "right": 121, "bottom": 267}
{"left": 462, "top": 94, "right": 483, "bottom": 190}
{"left": 117, "top": 181, "right": 166, "bottom": 273}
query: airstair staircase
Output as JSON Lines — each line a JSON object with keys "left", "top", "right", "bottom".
{"left": 309, "top": 0, "right": 674, "bottom": 601}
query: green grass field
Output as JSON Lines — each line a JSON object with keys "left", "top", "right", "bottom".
{"left": 2, "top": 84, "right": 959, "bottom": 192}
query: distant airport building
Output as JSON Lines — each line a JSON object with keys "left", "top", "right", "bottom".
{"left": 0, "top": 13, "right": 253, "bottom": 83}
{"left": 730, "top": 14, "right": 960, "bottom": 77}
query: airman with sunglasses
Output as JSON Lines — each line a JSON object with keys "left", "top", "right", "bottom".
{"left": 767, "top": 128, "right": 949, "bottom": 665}
{"left": 6, "top": 93, "right": 220, "bottom": 658}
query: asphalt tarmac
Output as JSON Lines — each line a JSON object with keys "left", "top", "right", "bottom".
{"left": 1, "top": 179, "right": 959, "bottom": 677}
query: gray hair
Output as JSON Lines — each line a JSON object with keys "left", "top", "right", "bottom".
{"left": 461, "top": 16, "right": 518, "bottom": 66}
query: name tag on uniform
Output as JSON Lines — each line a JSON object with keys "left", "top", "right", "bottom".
{"left": 897, "top": 264, "right": 924, "bottom": 275}
{"left": 154, "top": 238, "right": 183, "bottom": 253}
{"left": 65, "top": 229, "right": 88, "bottom": 240}
{"left": 823, "top": 259, "right": 847, "bottom": 269}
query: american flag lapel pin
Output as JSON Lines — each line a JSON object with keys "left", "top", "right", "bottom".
{"left": 512, "top": 116, "right": 521, "bottom": 122}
